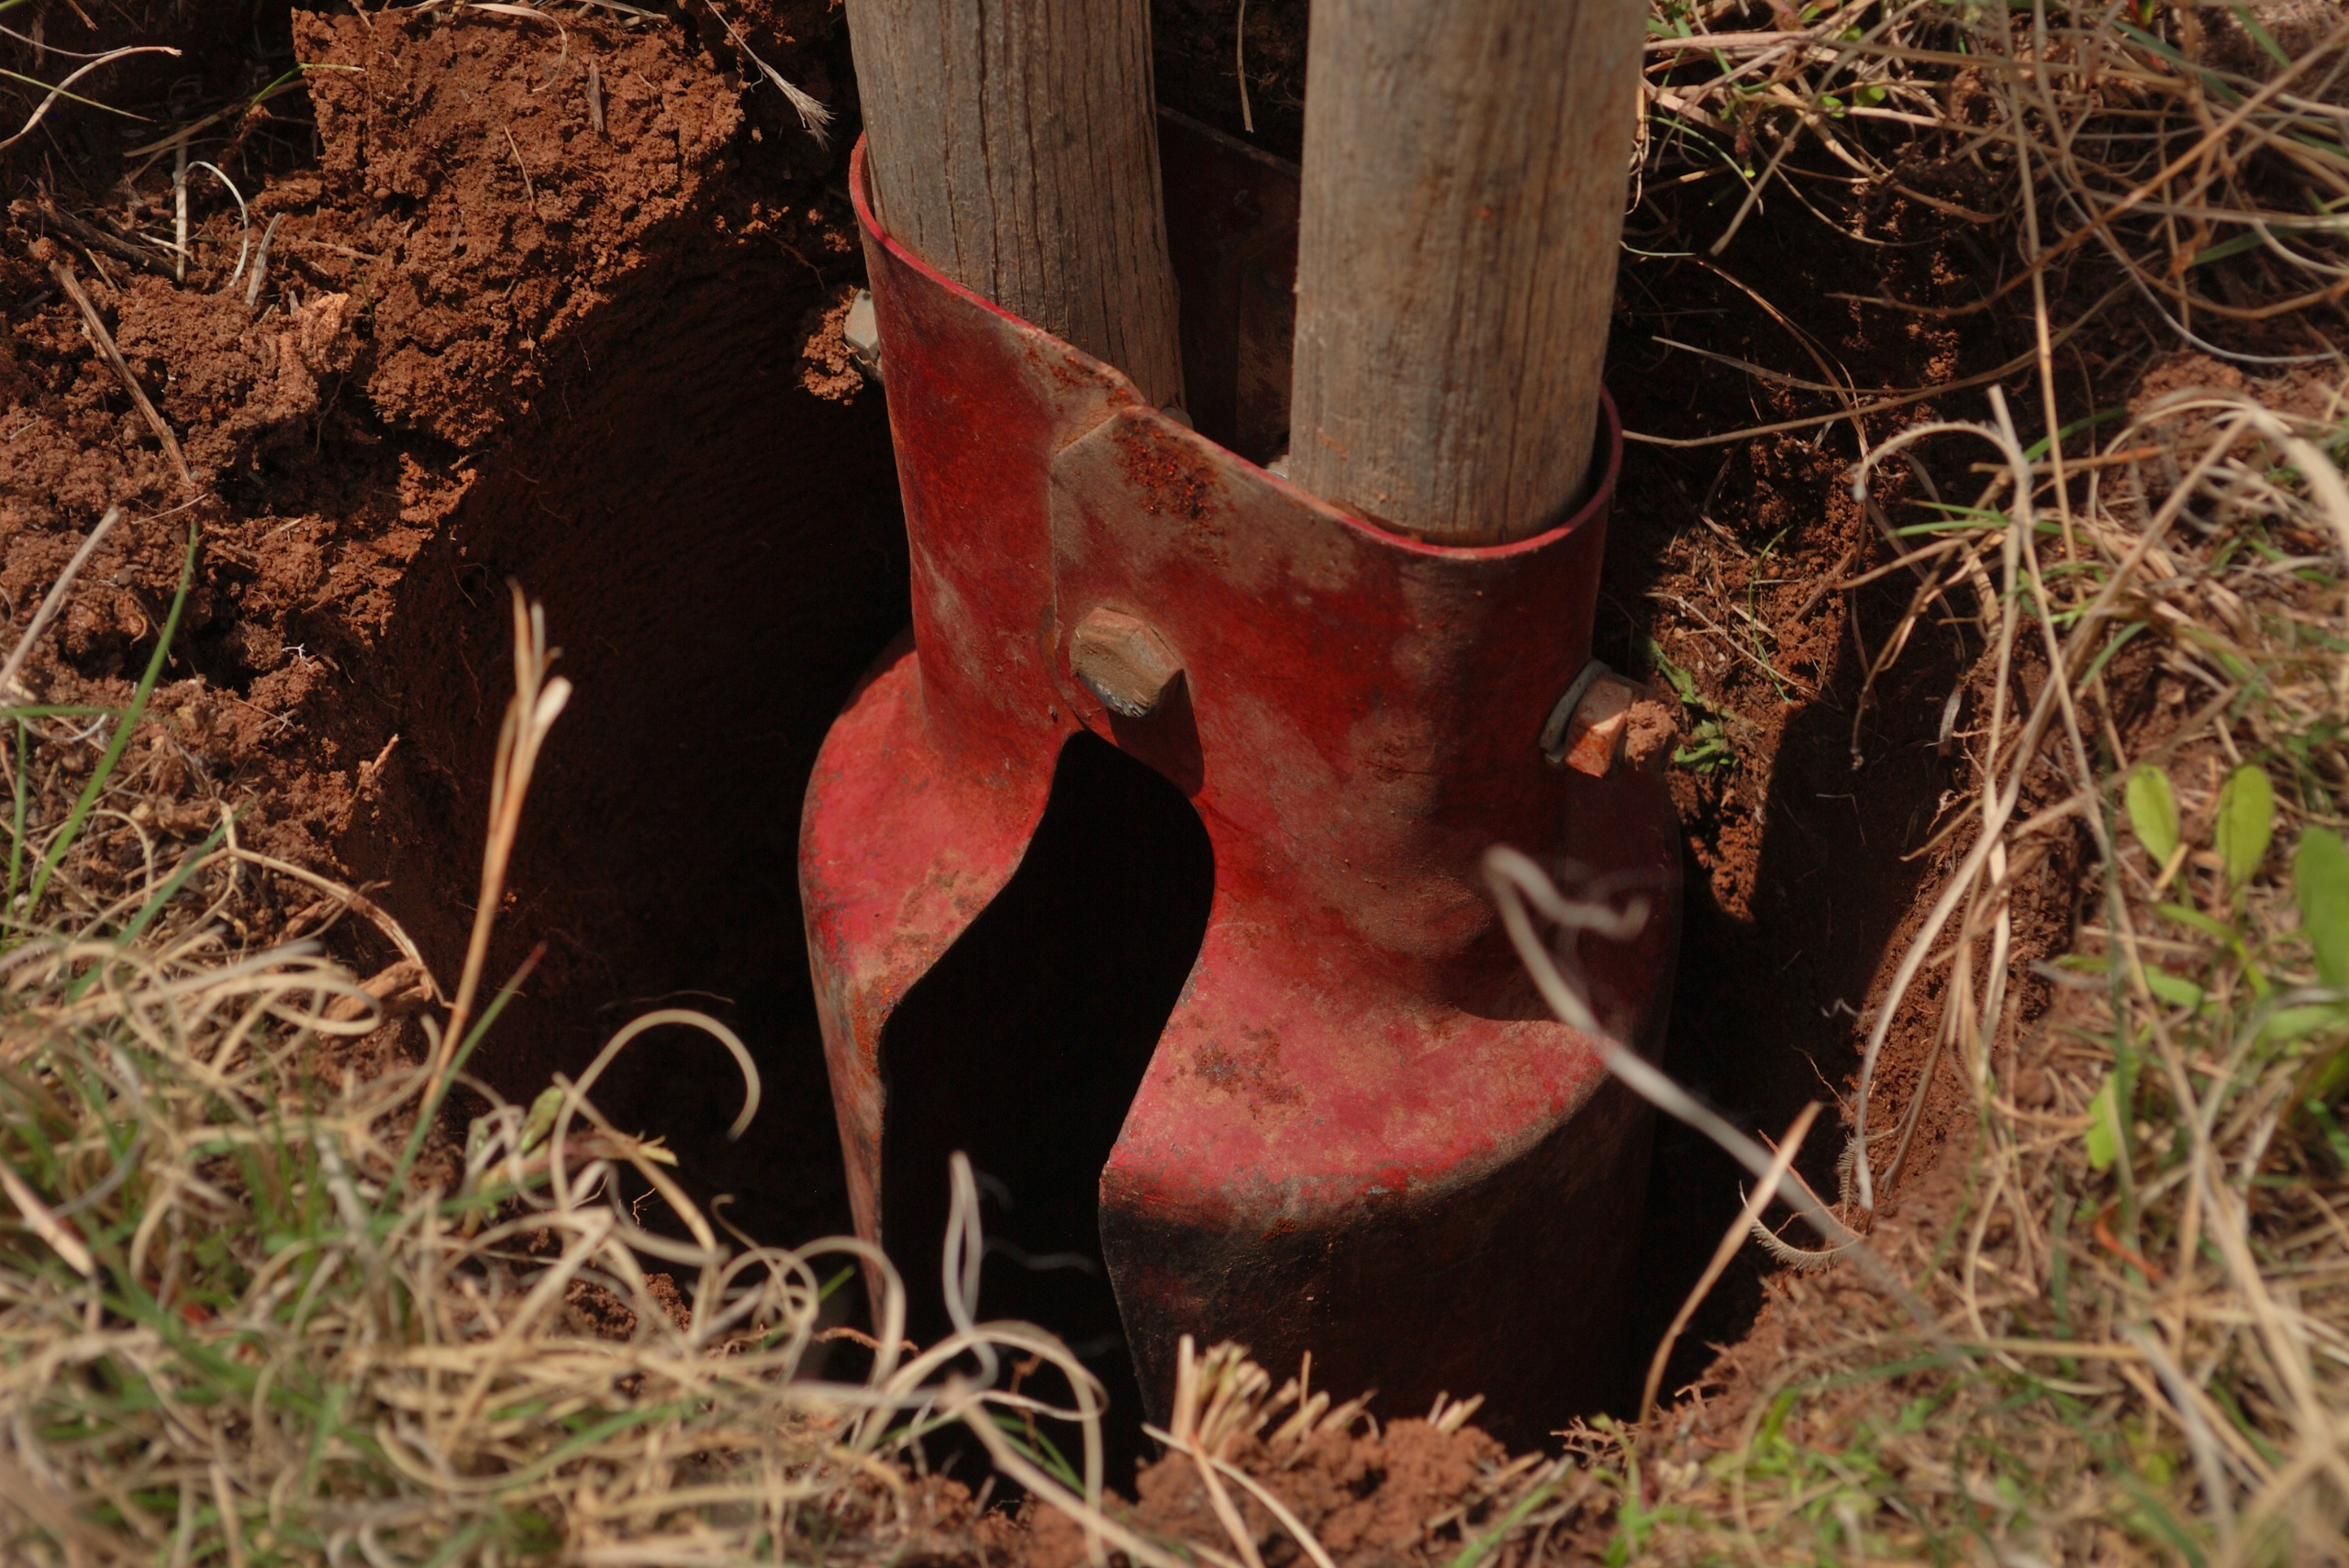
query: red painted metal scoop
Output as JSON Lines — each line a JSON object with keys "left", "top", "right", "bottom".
{"left": 800, "top": 118, "right": 1679, "bottom": 1441}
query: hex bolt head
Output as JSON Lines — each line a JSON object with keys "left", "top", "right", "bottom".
{"left": 843, "top": 289, "right": 882, "bottom": 381}
{"left": 1557, "top": 673, "right": 1644, "bottom": 777}
{"left": 1070, "top": 606, "right": 1184, "bottom": 718}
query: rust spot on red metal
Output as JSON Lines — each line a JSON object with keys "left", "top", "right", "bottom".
{"left": 1190, "top": 1029, "right": 1299, "bottom": 1109}
{"left": 1032, "top": 339, "right": 1120, "bottom": 395}
{"left": 1111, "top": 417, "right": 1222, "bottom": 524}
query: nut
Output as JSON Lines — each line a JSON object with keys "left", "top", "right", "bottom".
{"left": 1070, "top": 606, "right": 1183, "bottom": 718}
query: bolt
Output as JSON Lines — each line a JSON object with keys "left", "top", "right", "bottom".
{"left": 1551, "top": 672, "right": 1649, "bottom": 777}
{"left": 843, "top": 289, "right": 882, "bottom": 381}
{"left": 1070, "top": 606, "right": 1183, "bottom": 718}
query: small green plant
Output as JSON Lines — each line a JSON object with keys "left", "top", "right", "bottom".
{"left": 1643, "top": 638, "right": 1736, "bottom": 773}
{"left": 2123, "top": 762, "right": 2181, "bottom": 873}
{"left": 2110, "top": 761, "right": 2349, "bottom": 1115}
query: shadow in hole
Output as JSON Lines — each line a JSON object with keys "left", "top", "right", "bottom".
{"left": 879, "top": 730, "right": 1216, "bottom": 1483}
{"left": 344, "top": 251, "right": 910, "bottom": 1256}
{"left": 1593, "top": 437, "right": 1968, "bottom": 1409}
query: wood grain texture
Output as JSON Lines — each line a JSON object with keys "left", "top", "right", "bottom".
{"left": 1288, "top": 0, "right": 1642, "bottom": 543}
{"left": 844, "top": 0, "right": 1186, "bottom": 411}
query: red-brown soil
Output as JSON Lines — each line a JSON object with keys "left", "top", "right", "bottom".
{"left": 1029, "top": 1418, "right": 1519, "bottom": 1568}
{"left": 5, "top": 0, "right": 901, "bottom": 1251}
{"left": 0, "top": 0, "right": 2175, "bottom": 1547}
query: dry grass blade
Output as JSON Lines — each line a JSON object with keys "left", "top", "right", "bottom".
{"left": 429, "top": 582, "right": 571, "bottom": 1102}
{"left": 0, "top": 46, "right": 178, "bottom": 150}
{"left": 1149, "top": 1338, "right": 1339, "bottom": 1568}
{"left": 1484, "top": 845, "right": 1955, "bottom": 1362}
{"left": 1637, "top": 1099, "right": 1821, "bottom": 1433}
{"left": 47, "top": 260, "right": 193, "bottom": 491}
{"left": 188, "top": 161, "right": 251, "bottom": 288}
{"left": 697, "top": 0, "right": 833, "bottom": 144}
{"left": 244, "top": 213, "right": 281, "bottom": 308}
{"left": 21, "top": 192, "right": 175, "bottom": 277}
{"left": 0, "top": 508, "right": 116, "bottom": 701}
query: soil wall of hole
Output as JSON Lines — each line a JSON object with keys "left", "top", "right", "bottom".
{"left": 341, "top": 250, "right": 907, "bottom": 1245}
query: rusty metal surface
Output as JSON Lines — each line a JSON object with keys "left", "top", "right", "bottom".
{"left": 799, "top": 135, "right": 1680, "bottom": 1443}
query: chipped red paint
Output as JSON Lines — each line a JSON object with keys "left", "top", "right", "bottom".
{"left": 799, "top": 136, "right": 1681, "bottom": 1443}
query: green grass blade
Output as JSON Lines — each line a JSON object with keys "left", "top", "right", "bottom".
{"left": 112, "top": 810, "right": 235, "bottom": 950}
{"left": 381, "top": 945, "right": 544, "bottom": 1211}
{"left": 23, "top": 520, "right": 201, "bottom": 916}
{"left": 5, "top": 722, "right": 25, "bottom": 939}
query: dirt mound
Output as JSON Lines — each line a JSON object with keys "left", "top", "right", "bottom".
{"left": 298, "top": 8, "right": 745, "bottom": 443}
{"left": 1029, "top": 1419, "right": 1512, "bottom": 1568}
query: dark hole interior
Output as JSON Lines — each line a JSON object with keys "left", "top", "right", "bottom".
{"left": 347, "top": 252, "right": 908, "bottom": 1257}
{"left": 878, "top": 730, "right": 1217, "bottom": 1473}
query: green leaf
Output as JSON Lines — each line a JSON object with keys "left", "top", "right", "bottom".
{"left": 2155, "top": 901, "right": 2235, "bottom": 943}
{"left": 2296, "top": 828, "right": 2349, "bottom": 988}
{"left": 2232, "top": 3, "right": 2291, "bottom": 66}
{"left": 2124, "top": 764, "right": 2180, "bottom": 869}
{"left": 2024, "top": 406, "right": 2127, "bottom": 463}
{"left": 519, "top": 1085, "right": 564, "bottom": 1154}
{"left": 2192, "top": 228, "right": 2269, "bottom": 270}
{"left": 2304, "top": 1094, "right": 2349, "bottom": 1165}
{"left": 112, "top": 809, "right": 236, "bottom": 951}
{"left": 2086, "top": 1073, "right": 2122, "bottom": 1171}
{"left": 2143, "top": 970, "right": 2207, "bottom": 1010}
{"left": 1644, "top": 638, "right": 1699, "bottom": 705}
{"left": 1673, "top": 725, "right": 1736, "bottom": 773}
{"left": 2264, "top": 1004, "right": 2346, "bottom": 1047}
{"left": 2310, "top": 1046, "right": 2349, "bottom": 1105}
{"left": 2216, "top": 765, "right": 2276, "bottom": 889}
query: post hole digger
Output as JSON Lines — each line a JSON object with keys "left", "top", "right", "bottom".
{"left": 799, "top": 0, "right": 1675, "bottom": 1445}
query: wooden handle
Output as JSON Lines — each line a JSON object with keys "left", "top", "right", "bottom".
{"left": 1287, "top": 0, "right": 1642, "bottom": 544}
{"left": 845, "top": 0, "right": 1186, "bottom": 412}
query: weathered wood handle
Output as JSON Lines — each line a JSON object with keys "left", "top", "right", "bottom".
{"left": 844, "top": 0, "right": 1186, "bottom": 413}
{"left": 1287, "top": 0, "right": 1643, "bottom": 544}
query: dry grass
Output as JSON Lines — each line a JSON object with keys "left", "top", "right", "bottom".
{"left": 1457, "top": 5, "right": 2349, "bottom": 1562}
{"left": 1638, "top": 0, "right": 2349, "bottom": 303}
{"left": 1626, "top": 0, "right": 2349, "bottom": 462}
{"left": 0, "top": 590, "right": 1146, "bottom": 1567}
{"left": 0, "top": 922, "right": 1095, "bottom": 1564}
{"left": 1488, "top": 366, "right": 2349, "bottom": 1566}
